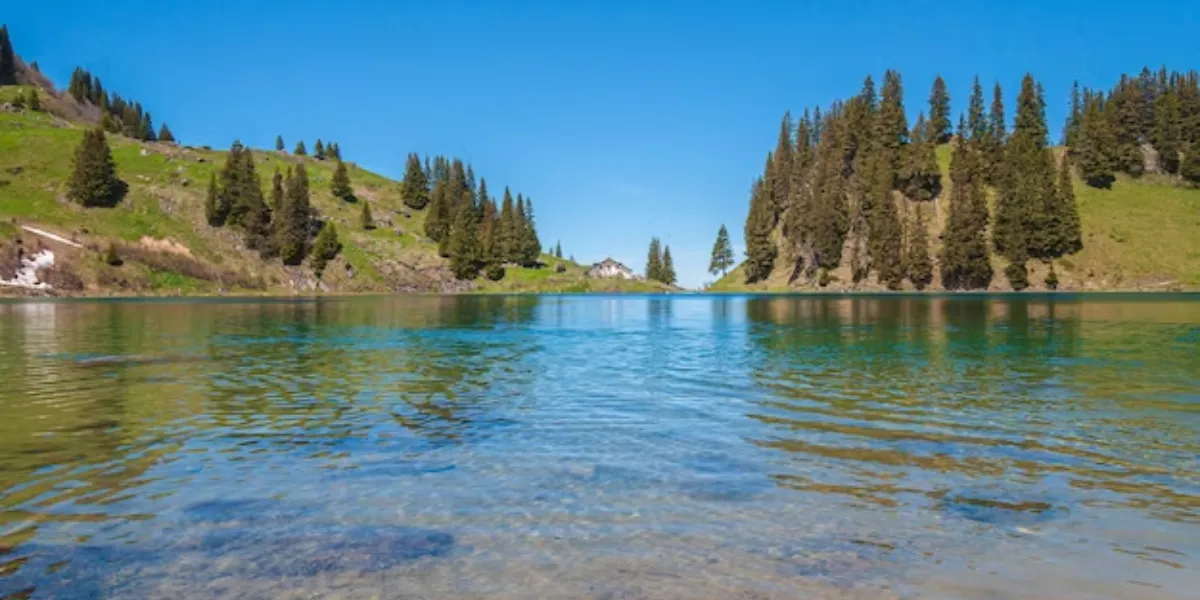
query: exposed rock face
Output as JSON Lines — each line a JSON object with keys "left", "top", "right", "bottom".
{"left": 587, "top": 258, "right": 636, "bottom": 280}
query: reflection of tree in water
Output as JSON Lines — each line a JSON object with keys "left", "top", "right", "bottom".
{"left": 194, "top": 295, "right": 544, "bottom": 452}
{"left": 741, "top": 296, "right": 1197, "bottom": 522}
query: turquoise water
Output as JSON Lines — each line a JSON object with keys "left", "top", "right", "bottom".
{"left": 0, "top": 295, "right": 1197, "bottom": 599}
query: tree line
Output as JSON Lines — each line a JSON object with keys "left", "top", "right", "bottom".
{"left": 277, "top": 136, "right": 342, "bottom": 160}
{"left": 740, "top": 67, "right": 1200, "bottom": 291}
{"left": 66, "top": 66, "right": 174, "bottom": 143}
{"left": 400, "top": 153, "right": 543, "bottom": 280}
{"left": 645, "top": 237, "right": 676, "bottom": 285}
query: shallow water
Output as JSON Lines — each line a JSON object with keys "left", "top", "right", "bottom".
{"left": 0, "top": 295, "right": 1196, "bottom": 599}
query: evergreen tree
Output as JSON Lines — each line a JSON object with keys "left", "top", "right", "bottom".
{"left": 360, "top": 200, "right": 374, "bottom": 230}
{"left": 1064, "top": 81, "right": 1083, "bottom": 147}
{"left": 497, "top": 188, "right": 518, "bottom": 262}
{"left": 708, "top": 224, "right": 734, "bottom": 276}
{"left": 929, "top": 75, "right": 952, "bottom": 144}
{"left": 939, "top": 129, "right": 993, "bottom": 290}
{"left": 278, "top": 165, "right": 312, "bottom": 266}
{"left": 478, "top": 196, "right": 500, "bottom": 268}
{"left": 769, "top": 112, "right": 794, "bottom": 220}
{"left": 271, "top": 168, "right": 285, "bottom": 213}
{"left": 905, "top": 204, "right": 933, "bottom": 289}
{"left": 661, "top": 246, "right": 677, "bottom": 286}
{"left": 331, "top": 159, "right": 353, "bottom": 201}
{"left": 1051, "top": 153, "right": 1083, "bottom": 258}
{"left": 67, "top": 128, "right": 123, "bottom": 208}
{"left": 1109, "top": 77, "right": 1145, "bottom": 176}
{"left": 425, "top": 179, "right": 451, "bottom": 248}
{"left": 520, "top": 197, "right": 542, "bottom": 266}
{"left": 314, "top": 139, "right": 325, "bottom": 159}
{"left": 157, "top": 123, "right": 175, "bottom": 143}
{"left": 743, "top": 177, "right": 777, "bottom": 282}
{"left": 967, "top": 77, "right": 988, "bottom": 143}
{"left": 995, "top": 74, "right": 1056, "bottom": 290}
{"left": 26, "top": 89, "right": 41, "bottom": 112}
{"left": 401, "top": 153, "right": 430, "bottom": 209}
{"left": 0, "top": 25, "right": 15, "bottom": 86}
{"left": 205, "top": 173, "right": 223, "bottom": 226}
{"left": 901, "top": 113, "right": 942, "bottom": 200}
{"left": 808, "top": 115, "right": 849, "bottom": 273}
{"left": 328, "top": 143, "right": 341, "bottom": 160}
{"left": 867, "top": 152, "right": 904, "bottom": 289}
{"left": 555, "top": 241, "right": 563, "bottom": 259}
{"left": 447, "top": 196, "right": 480, "bottom": 279}
{"left": 309, "top": 222, "right": 341, "bottom": 277}
{"left": 876, "top": 70, "right": 909, "bottom": 178}
{"left": 982, "top": 82, "right": 1007, "bottom": 184}
{"left": 646, "top": 237, "right": 663, "bottom": 281}
{"left": 276, "top": 136, "right": 285, "bottom": 152}
{"left": 1154, "top": 89, "right": 1182, "bottom": 174}
{"left": 1076, "top": 94, "right": 1117, "bottom": 188}
{"left": 293, "top": 141, "right": 307, "bottom": 156}
{"left": 140, "top": 112, "right": 156, "bottom": 142}
{"left": 1181, "top": 144, "right": 1200, "bottom": 185}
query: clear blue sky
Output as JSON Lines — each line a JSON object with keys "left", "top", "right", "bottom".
{"left": 7, "top": 1, "right": 1199, "bottom": 287}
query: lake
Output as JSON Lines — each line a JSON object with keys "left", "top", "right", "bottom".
{"left": 0, "top": 295, "right": 1196, "bottom": 599}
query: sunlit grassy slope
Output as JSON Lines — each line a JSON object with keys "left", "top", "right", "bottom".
{"left": 0, "top": 90, "right": 658, "bottom": 295}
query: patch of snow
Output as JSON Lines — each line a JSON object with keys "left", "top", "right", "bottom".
{"left": 0, "top": 249, "right": 55, "bottom": 290}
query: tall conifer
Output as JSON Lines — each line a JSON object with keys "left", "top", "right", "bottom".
{"left": 401, "top": 153, "right": 430, "bottom": 209}
{"left": 661, "top": 246, "right": 677, "bottom": 286}
{"left": 646, "top": 237, "right": 663, "bottom": 281}
{"left": 905, "top": 204, "right": 933, "bottom": 289}
{"left": 929, "top": 76, "right": 952, "bottom": 143}
{"left": 67, "top": 128, "right": 122, "bottom": 208}
{"left": 331, "top": 159, "right": 353, "bottom": 201}
{"left": 0, "top": 25, "right": 16, "bottom": 86}
{"left": 708, "top": 225, "right": 734, "bottom": 276}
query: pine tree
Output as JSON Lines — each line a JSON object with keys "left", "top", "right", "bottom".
{"left": 901, "top": 113, "right": 942, "bottom": 200}
{"left": 293, "top": 141, "right": 307, "bottom": 156}
{"left": 769, "top": 112, "right": 794, "bottom": 221}
{"left": 868, "top": 152, "right": 904, "bottom": 289}
{"left": 478, "top": 196, "right": 500, "bottom": 269}
{"left": 1064, "top": 81, "right": 1083, "bottom": 147}
{"left": 140, "top": 112, "right": 156, "bottom": 142}
{"left": 1052, "top": 153, "right": 1083, "bottom": 258}
{"left": 1181, "top": 144, "right": 1200, "bottom": 185}
{"left": 661, "top": 246, "right": 677, "bottom": 286}
{"left": 278, "top": 165, "right": 312, "bottom": 266}
{"left": 360, "top": 200, "right": 374, "bottom": 230}
{"left": 929, "top": 75, "right": 952, "bottom": 144}
{"left": 708, "top": 224, "right": 734, "bottom": 276}
{"left": 940, "top": 121, "right": 994, "bottom": 290}
{"left": 808, "top": 116, "right": 849, "bottom": 273}
{"left": 876, "top": 70, "right": 909, "bottom": 178}
{"left": 310, "top": 222, "right": 341, "bottom": 277}
{"left": 520, "top": 197, "right": 542, "bottom": 266}
{"left": 314, "top": 139, "right": 325, "bottom": 159}
{"left": 1109, "top": 77, "right": 1145, "bottom": 176}
{"left": 67, "top": 128, "right": 123, "bottom": 207}
{"left": 498, "top": 188, "right": 516, "bottom": 262}
{"left": 743, "top": 177, "right": 777, "bottom": 282}
{"left": 995, "top": 74, "right": 1056, "bottom": 290}
{"left": 646, "top": 237, "right": 663, "bottom": 281}
{"left": 447, "top": 196, "right": 480, "bottom": 279}
{"left": 205, "top": 173, "right": 223, "bottom": 226}
{"left": 270, "top": 168, "right": 285, "bottom": 213}
{"left": 276, "top": 136, "right": 285, "bottom": 152}
{"left": 905, "top": 204, "right": 933, "bottom": 289}
{"left": 1076, "top": 94, "right": 1117, "bottom": 188}
{"left": 331, "top": 159, "right": 353, "bottom": 201}
{"left": 967, "top": 77, "right": 987, "bottom": 143}
{"left": 0, "top": 25, "right": 15, "bottom": 86}
{"left": 982, "top": 82, "right": 1007, "bottom": 185}
{"left": 425, "top": 179, "right": 451, "bottom": 248}
{"left": 157, "top": 123, "right": 175, "bottom": 143}
{"left": 1154, "top": 89, "right": 1182, "bottom": 174}
{"left": 555, "top": 241, "right": 563, "bottom": 259}
{"left": 400, "top": 153, "right": 430, "bottom": 209}
{"left": 328, "top": 143, "right": 341, "bottom": 160}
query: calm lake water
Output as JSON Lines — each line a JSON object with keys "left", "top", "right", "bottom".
{"left": 0, "top": 295, "right": 1197, "bottom": 599}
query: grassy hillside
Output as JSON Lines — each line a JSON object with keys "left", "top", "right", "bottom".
{"left": 710, "top": 144, "right": 1200, "bottom": 292}
{"left": 0, "top": 85, "right": 662, "bottom": 296}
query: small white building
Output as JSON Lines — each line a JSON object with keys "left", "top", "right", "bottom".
{"left": 586, "top": 258, "right": 636, "bottom": 280}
